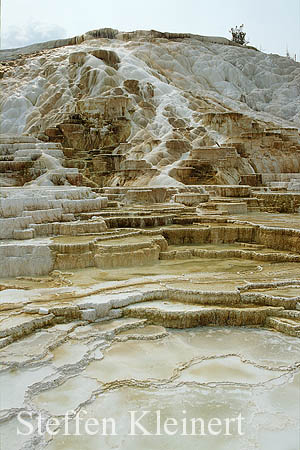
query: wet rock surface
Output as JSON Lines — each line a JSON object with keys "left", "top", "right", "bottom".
{"left": 0, "top": 324, "right": 299, "bottom": 450}
{"left": 0, "top": 28, "right": 300, "bottom": 450}
{"left": 0, "top": 181, "right": 300, "bottom": 449}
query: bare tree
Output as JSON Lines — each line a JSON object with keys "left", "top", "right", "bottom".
{"left": 230, "top": 24, "right": 249, "bottom": 46}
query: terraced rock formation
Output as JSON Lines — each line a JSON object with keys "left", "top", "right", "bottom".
{"left": 0, "top": 29, "right": 300, "bottom": 450}
{"left": 1, "top": 28, "right": 300, "bottom": 188}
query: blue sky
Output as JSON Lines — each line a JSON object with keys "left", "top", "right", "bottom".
{"left": 1, "top": 0, "right": 300, "bottom": 59}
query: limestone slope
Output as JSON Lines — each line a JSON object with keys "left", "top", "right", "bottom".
{"left": 1, "top": 29, "right": 300, "bottom": 186}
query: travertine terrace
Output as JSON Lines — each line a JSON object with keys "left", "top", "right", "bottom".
{"left": 0, "top": 29, "right": 300, "bottom": 449}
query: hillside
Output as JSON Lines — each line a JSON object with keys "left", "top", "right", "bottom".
{"left": 1, "top": 28, "right": 300, "bottom": 187}
{"left": 1, "top": 31, "right": 300, "bottom": 450}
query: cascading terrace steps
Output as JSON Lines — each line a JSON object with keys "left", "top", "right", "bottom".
{"left": 0, "top": 130, "right": 300, "bottom": 346}
{"left": 1, "top": 279, "right": 300, "bottom": 350}
{"left": 0, "top": 135, "right": 86, "bottom": 187}
{"left": 265, "top": 316, "right": 300, "bottom": 337}
{"left": 1, "top": 29, "right": 300, "bottom": 450}
{"left": 123, "top": 302, "right": 284, "bottom": 329}
{"left": 3, "top": 191, "right": 300, "bottom": 276}
{"left": 0, "top": 184, "right": 109, "bottom": 276}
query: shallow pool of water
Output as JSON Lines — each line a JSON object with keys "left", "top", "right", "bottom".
{"left": 1, "top": 326, "right": 299, "bottom": 450}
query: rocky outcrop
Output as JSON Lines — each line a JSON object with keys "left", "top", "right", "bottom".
{"left": 0, "top": 29, "right": 300, "bottom": 450}
{"left": 1, "top": 29, "right": 299, "bottom": 188}
{"left": 0, "top": 135, "right": 84, "bottom": 187}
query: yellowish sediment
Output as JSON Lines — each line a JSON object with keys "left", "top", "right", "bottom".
{"left": 1, "top": 30, "right": 300, "bottom": 448}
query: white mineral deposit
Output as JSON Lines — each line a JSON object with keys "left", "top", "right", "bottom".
{"left": 0, "top": 14, "right": 299, "bottom": 450}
